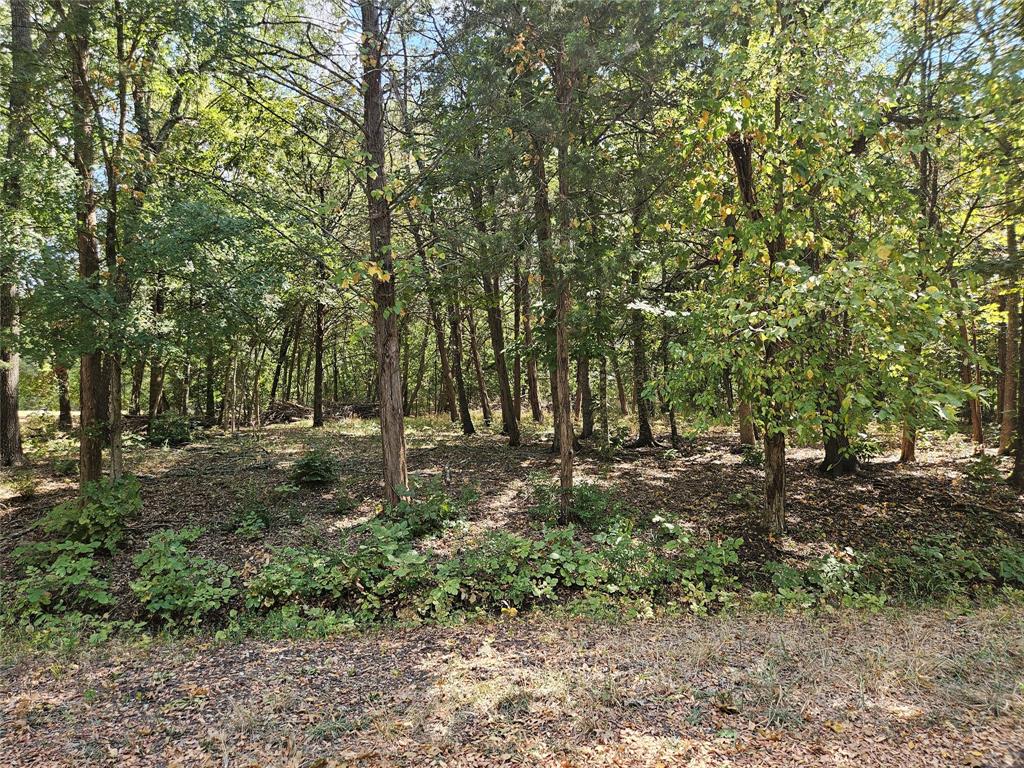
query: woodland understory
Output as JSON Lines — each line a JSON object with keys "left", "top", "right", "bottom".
{"left": 2, "top": 0, "right": 1024, "bottom": 765}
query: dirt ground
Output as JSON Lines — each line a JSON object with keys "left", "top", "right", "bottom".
{"left": 3, "top": 605, "right": 1023, "bottom": 767}
{"left": 2, "top": 417, "right": 1024, "bottom": 766}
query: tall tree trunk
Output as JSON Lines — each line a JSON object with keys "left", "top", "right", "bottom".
{"left": 820, "top": 415, "right": 858, "bottom": 476}
{"left": 313, "top": 290, "right": 325, "bottom": 428}
{"left": 68, "top": 1, "right": 103, "bottom": 487}
{"left": 129, "top": 357, "right": 145, "bottom": 415}
{"left": 0, "top": 0, "right": 30, "bottom": 466}
{"left": 269, "top": 314, "right": 294, "bottom": 404}
{"left": 899, "top": 422, "right": 917, "bottom": 463}
{"left": 448, "top": 299, "right": 474, "bottom": 435}
{"left": 1010, "top": 288, "right": 1024, "bottom": 487}
{"left": 147, "top": 286, "right": 166, "bottom": 423}
{"left": 630, "top": 264, "right": 656, "bottom": 446}
{"left": 764, "top": 431, "right": 786, "bottom": 535}
{"left": 361, "top": 0, "right": 407, "bottom": 505}
{"left": 522, "top": 259, "right": 543, "bottom": 423}
{"left": 205, "top": 348, "right": 215, "bottom": 423}
{"left": 611, "top": 354, "right": 629, "bottom": 415}
{"left": 1001, "top": 225, "right": 1018, "bottom": 455}
{"left": 404, "top": 321, "right": 429, "bottom": 416}
{"left": 598, "top": 356, "right": 610, "bottom": 448}
{"left": 513, "top": 246, "right": 523, "bottom": 421}
{"left": 480, "top": 274, "right": 520, "bottom": 445}
{"left": 552, "top": 59, "right": 576, "bottom": 518}
{"left": 467, "top": 308, "right": 492, "bottom": 425}
{"left": 738, "top": 400, "right": 755, "bottom": 446}
{"left": 56, "top": 364, "right": 73, "bottom": 431}
{"left": 579, "top": 357, "right": 594, "bottom": 440}
{"left": 428, "top": 297, "right": 458, "bottom": 421}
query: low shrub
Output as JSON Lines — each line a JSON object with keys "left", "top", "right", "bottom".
{"left": 530, "top": 479, "right": 623, "bottom": 530}
{"left": 147, "top": 413, "right": 191, "bottom": 446}
{"left": 290, "top": 447, "right": 339, "bottom": 486}
{"left": 9, "top": 541, "right": 115, "bottom": 621}
{"left": 36, "top": 476, "right": 142, "bottom": 553}
{"left": 384, "top": 479, "right": 475, "bottom": 538}
{"left": 130, "top": 528, "right": 237, "bottom": 627}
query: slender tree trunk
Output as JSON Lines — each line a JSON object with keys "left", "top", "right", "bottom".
{"left": 147, "top": 286, "right": 166, "bottom": 423}
{"left": 269, "top": 315, "right": 294, "bottom": 404}
{"left": 1001, "top": 225, "right": 1019, "bottom": 455}
{"left": 630, "top": 262, "right": 656, "bottom": 447}
{"left": 361, "top": 0, "right": 407, "bottom": 504}
{"left": 205, "top": 348, "right": 215, "bottom": 423}
{"left": 428, "top": 298, "right": 458, "bottom": 421}
{"left": 1010, "top": 290, "right": 1024, "bottom": 486}
{"left": 448, "top": 299, "right": 474, "bottom": 435}
{"left": 467, "top": 308, "right": 492, "bottom": 425}
{"left": 738, "top": 401, "right": 755, "bottom": 446}
{"left": 108, "top": 355, "right": 123, "bottom": 479}
{"left": 820, "top": 423, "right": 858, "bottom": 476}
{"left": 0, "top": 0, "right": 30, "bottom": 467}
{"left": 404, "top": 321, "right": 429, "bottom": 416}
{"left": 313, "top": 293, "right": 325, "bottom": 428}
{"left": 599, "top": 356, "right": 610, "bottom": 448}
{"left": 56, "top": 364, "right": 73, "bottom": 431}
{"left": 513, "top": 247, "right": 523, "bottom": 421}
{"left": 899, "top": 422, "right": 917, "bottom": 463}
{"left": 129, "top": 358, "right": 145, "bottom": 415}
{"left": 522, "top": 261, "right": 543, "bottom": 423}
{"left": 68, "top": 1, "right": 103, "bottom": 487}
{"left": 611, "top": 354, "right": 629, "bottom": 415}
{"left": 579, "top": 357, "right": 594, "bottom": 439}
{"left": 764, "top": 430, "right": 786, "bottom": 535}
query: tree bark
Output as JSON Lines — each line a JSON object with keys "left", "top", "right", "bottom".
{"left": 361, "top": 0, "right": 407, "bottom": 505}
{"left": 598, "top": 355, "right": 610, "bottom": 447}
{"left": 764, "top": 430, "right": 786, "bottom": 535}
{"left": 313, "top": 286, "right": 325, "bottom": 428}
{"left": 1001, "top": 225, "right": 1018, "bottom": 455}
{"left": 467, "top": 308, "right": 492, "bottom": 425}
{"left": 579, "top": 356, "right": 594, "bottom": 439}
{"left": 205, "top": 348, "right": 215, "bottom": 423}
{"left": 0, "top": 0, "right": 30, "bottom": 467}
{"left": 480, "top": 273, "right": 521, "bottom": 446}
{"left": 738, "top": 400, "right": 755, "bottom": 446}
{"left": 68, "top": 0, "right": 103, "bottom": 487}
{"left": 56, "top": 364, "right": 73, "bottom": 431}
{"left": 630, "top": 261, "right": 656, "bottom": 447}
{"left": 522, "top": 260, "right": 543, "bottom": 423}
{"left": 820, "top": 424, "right": 858, "bottom": 476}
{"left": 448, "top": 299, "right": 474, "bottom": 435}
{"left": 269, "top": 314, "right": 294, "bottom": 404}
{"left": 611, "top": 354, "right": 629, "bottom": 415}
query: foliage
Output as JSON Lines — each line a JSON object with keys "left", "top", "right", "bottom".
{"left": 383, "top": 480, "right": 476, "bottom": 538}
{"left": 130, "top": 528, "right": 237, "bottom": 627}
{"left": 147, "top": 414, "right": 191, "bottom": 447}
{"left": 289, "top": 447, "right": 339, "bottom": 487}
{"left": 9, "top": 541, "right": 115, "bottom": 620}
{"left": 530, "top": 479, "right": 623, "bottom": 530}
{"left": 36, "top": 476, "right": 142, "bottom": 553}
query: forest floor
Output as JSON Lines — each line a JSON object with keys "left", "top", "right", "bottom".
{"left": 2, "top": 414, "right": 1024, "bottom": 766}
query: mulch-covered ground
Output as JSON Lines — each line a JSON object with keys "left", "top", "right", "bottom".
{"left": 2, "top": 417, "right": 1024, "bottom": 766}
{"left": 3, "top": 606, "right": 1023, "bottom": 767}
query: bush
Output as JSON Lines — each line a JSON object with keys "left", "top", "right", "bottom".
{"left": 866, "top": 535, "right": 991, "bottom": 598}
{"left": 384, "top": 479, "right": 475, "bottom": 538}
{"left": 290, "top": 447, "right": 339, "bottom": 486}
{"left": 739, "top": 444, "right": 764, "bottom": 468}
{"left": 229, "top": 487, "right": 277, "bottom": 540}
{"left": 530, "top": 479, "right": 623, "bottom": 530}
{"left": 10, "top": 541, "right": 114, "bottom": 620}
{"left": 37, "top": 476, "right": 142, "bottom": 553}
{"left": 130, "top": 528, "right": 237, "bottom": 627}
{"left": 246, "top": 521, "right": 428, "bottom": 621}
{"left": 147, "top": 413, "right": 191, "bottom": 446}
